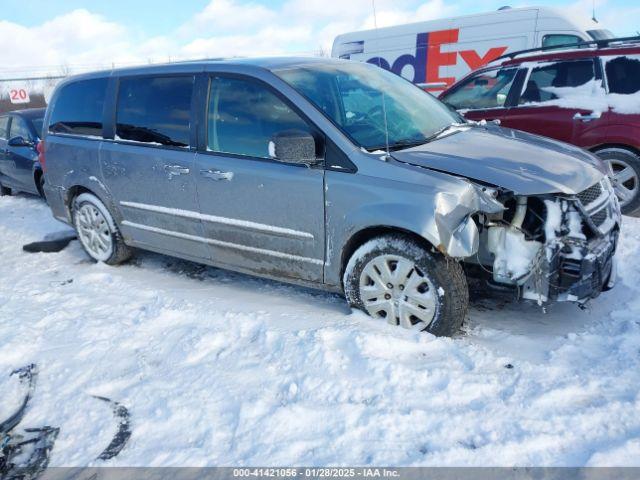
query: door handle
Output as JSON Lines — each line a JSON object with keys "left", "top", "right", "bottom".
{"left": 200, "top": 169, "right": 234, "bottom": 181}
{"left": 573, "top": 112, "right": 601, "bottom": 122}
{"left": 164, "top": 164, "right": 190, "bottom": 179}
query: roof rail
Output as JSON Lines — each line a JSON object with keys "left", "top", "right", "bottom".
{"left": 494, "top": 35, "right": 640, "bottom": 63}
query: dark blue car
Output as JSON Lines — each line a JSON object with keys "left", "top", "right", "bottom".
{"left": 0, "top": 108, "right": 46, "bottom": 197}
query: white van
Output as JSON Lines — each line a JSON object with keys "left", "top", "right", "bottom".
{"left": 331, "top": 6, "right": 613, "bottom": 92}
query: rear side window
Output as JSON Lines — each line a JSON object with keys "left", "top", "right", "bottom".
{"left": 207, "top": 77, "right": 310, "bottom": 158}
{"left": 116, "top": 76, "right": 193, "bottom": 147}
{"left": 0, "top": 117, "right": 8, "bottom": 140}
{"left": 606, "top": 56, "right": 640, "bottom": 94}
{"left": 49, "top": 78, "right": 108, "bottom": 137}
{"left": 441, "top": 68, "right": 518, "bottom": 110}
{"left": 519, "top": 60, "right": 595, "bottom": 105}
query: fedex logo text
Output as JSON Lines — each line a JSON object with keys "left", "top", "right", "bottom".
{"left": 367, "top": 28, "right": 507, "bottom": 90}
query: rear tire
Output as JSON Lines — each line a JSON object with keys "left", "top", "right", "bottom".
{"left": 36, "top": 172, "right": 46, "bottom": 201}
{"left": 0, "top": 182, "right": 11, "bottom": 196}
{"left": 72, "top": 192, "right": 132, "bottom": 265}
{"left": 343, "top": 234, "right": 468, "bottom": 337}
{"left": 595, "top": 147, "right": 640, "bottom": 217}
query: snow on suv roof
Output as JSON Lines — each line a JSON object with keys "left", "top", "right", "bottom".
{"left": 488, "top": 36, "right": 640, "bottom": 68}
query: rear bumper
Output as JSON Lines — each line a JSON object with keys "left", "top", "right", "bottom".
{"left": 44, "top": 184, "right": 71, "bottom": 225}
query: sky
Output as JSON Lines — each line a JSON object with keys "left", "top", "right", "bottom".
{"left": 1, "top": 0, "right": 638, "bottom": 78}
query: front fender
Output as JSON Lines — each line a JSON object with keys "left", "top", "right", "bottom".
{"left": 324, "top": 169, "right": 503, "bottom": 287}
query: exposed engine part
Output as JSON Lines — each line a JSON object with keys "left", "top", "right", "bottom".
{"left": 474, "top": 179, "right": 619, "bottom": 305}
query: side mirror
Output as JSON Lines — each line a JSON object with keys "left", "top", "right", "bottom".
{"left": 268, "top": 130, "right": 317, "bottom": 165}
{"left": 8, "top": 136, "right": 33, "bottom": 148}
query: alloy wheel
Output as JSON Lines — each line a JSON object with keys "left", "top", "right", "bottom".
{"left": 608, "top": 158, "right": 639, "bottom": 209}
{"left": 75, "top": 203, "right": 114, "bottom": 262}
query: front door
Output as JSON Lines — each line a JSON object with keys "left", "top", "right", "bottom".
{"left": 7, "top": 116, "right": 38, "bottom": 192}
{"left": 439, "top": 67, "right": 521, "bottom": 124}
{"left": 100, "top": 74, "right": 208, "bottom": 260}
{"left": 194, "top": 75, "right": 325, "bottom": 283}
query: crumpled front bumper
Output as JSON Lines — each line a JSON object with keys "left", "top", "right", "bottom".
{"left": 550, "top": 230, "right": 618, "bottom": 302}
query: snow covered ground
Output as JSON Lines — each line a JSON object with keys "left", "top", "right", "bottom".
{"left": 1, "top": 193, "right": 640, "bottom": 467}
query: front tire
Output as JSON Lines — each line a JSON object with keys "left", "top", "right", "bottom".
{"left": 343, "top": 234, "right": 468, "bottom": 336}
{"left": 595, "top": 147, "right": 640, "bottom": 216}
{"left": 72, "top": 192, "right": 132, "bottom": 265}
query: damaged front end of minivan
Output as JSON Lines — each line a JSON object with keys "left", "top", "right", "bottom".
{"left": 433, "top": 177, "right": 621, "bottom": 305}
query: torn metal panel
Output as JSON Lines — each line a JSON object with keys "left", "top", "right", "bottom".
{"left": 433, "top": 183, "right": 504, "bottom": 258}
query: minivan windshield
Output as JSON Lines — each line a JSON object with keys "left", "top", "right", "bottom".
{"left": 274, "top": 62, "right": 462, "bottom": 151}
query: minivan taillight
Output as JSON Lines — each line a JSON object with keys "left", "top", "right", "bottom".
{"left": 37, "top": 140, "right": 46, "bottom": 172}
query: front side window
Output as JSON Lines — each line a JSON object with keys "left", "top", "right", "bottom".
{"left": 542, "top": 34, "right": 583, "bottom": 48}
{"left": 606, "top": 55, "right": 640, "bottom": 95}
{"left": 49, "top": 78, "right": 108, "bottom": 137}
{"left": 116, "top": 76, "right": 193, "bottom": 147}
{"left": 441, "top": 68, "right": 518, "bottom": 110}
{"left": 519, "top": 60, "right": 595, "bottom": 105}
{"left": 0, "top": 117, "right": 8, "bottom": 140}
{"left": 207, "top": 77, "right": 310, "bottom": 158}
{"left": 275, "top": 61, "right": 460, "bottom": 151}
{"left": 9, "top": 117, "right": 31, "bottom": 140}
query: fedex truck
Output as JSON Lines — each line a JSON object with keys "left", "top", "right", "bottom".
{"left": 331, "top": 6, "right": 613, "bottom": 92}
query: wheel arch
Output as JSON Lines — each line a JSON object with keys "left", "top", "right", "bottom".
{"left": 33, "top": 168, "right": 44, "bottom": 196}
{"left": 339, "top": 225, "right": 437, "bottom": 288}
{"left": 64, "top": 183, "right": 122, "bottom": 226}
{"left": 590, "top": 143, "right": 640, "bottom": 156}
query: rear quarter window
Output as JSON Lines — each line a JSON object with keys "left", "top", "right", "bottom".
{"left": 519, "top": 60, "right": 595, "bottom": 104}
{"left": 49, "top": 78, "right": 108, "bottom": 137}
{"left": 605, "top": 55, "right": 640, "bottom": 94}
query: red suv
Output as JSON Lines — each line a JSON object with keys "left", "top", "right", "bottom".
{"left": 440, "top": 37, "right": 640, "bottom": 216}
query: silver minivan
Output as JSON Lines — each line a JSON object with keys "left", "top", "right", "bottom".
{"left": 41, "top": 58, "right": 620, "bottom": 336}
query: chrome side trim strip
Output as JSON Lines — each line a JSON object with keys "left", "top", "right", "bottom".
{"left": 120, "top": 201, "right": 314, "bottom": 240}
{"left": 121, "top": 221, "right": 324, "bottom": 265}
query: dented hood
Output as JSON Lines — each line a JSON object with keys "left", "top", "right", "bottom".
{"left": 392, "top": 126, "right": 604, "bottom": 195}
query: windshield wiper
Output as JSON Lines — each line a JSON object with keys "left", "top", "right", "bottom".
{"left": 366, "top": 123, "right": 469, "bottom": 153}
{"left": 423, "top": 122, "right": 468, "bottom": 143}
{"left": 367, "top": 139, "right": 430, "bottom": 152}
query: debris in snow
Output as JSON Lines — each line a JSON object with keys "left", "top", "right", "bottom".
{"left": 0, "top": 364, "right": 37, "bottom": 435}
{"left": 93, "top": 396, "right": 132, "bottom": 461}
{"left": 23, "top": 232, "right": 77, "bottom": 253}
{"left": 0, "top": 364, "right": 59, "bottom": 480}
